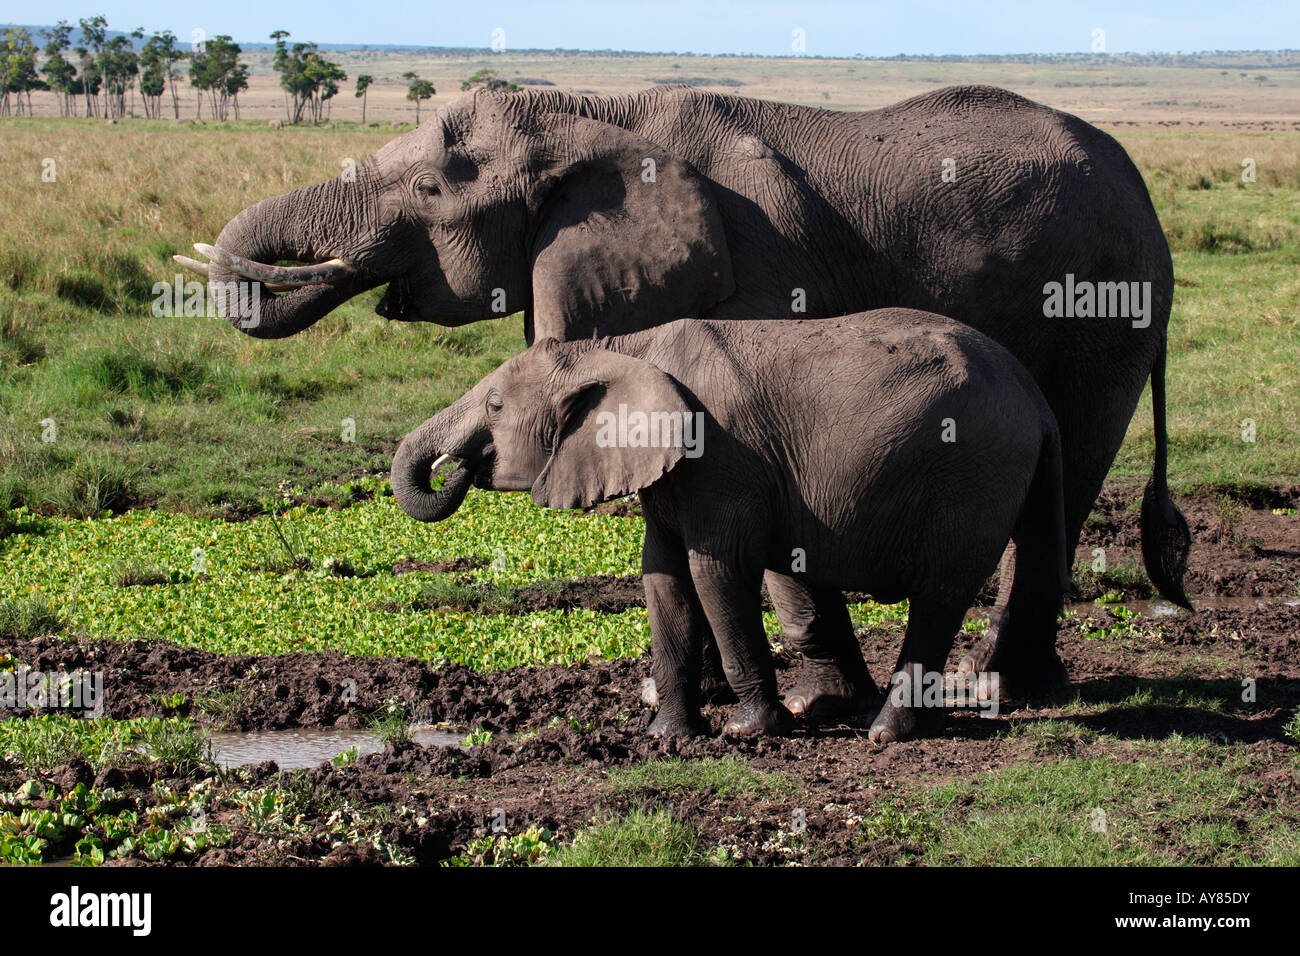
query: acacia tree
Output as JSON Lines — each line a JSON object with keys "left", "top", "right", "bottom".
{"left": 100, "top": 30, "right": 143, "bottom": 118}
{"left": 355, "top": 73, "right": 372, "bottom": 124}
{"left": 78, "top": 15, "right": 108, "bottom": 118}
{"left": 139, "top": 31, "right": 185, "bottom": 119}
{"left": 460, "top": 69, "right": 520, "bottom": 92}
{"left": 270, "top": 31, "right": 346, "bottom": 124}
{"left": 189, "top": 34, "right": 247, "bottom": 121}
{"left": 305, "top": 52, "right": 344, "bottom": 122}
{"left": 41, "top": 21, "right": 78, "bottom": 117}
{"left": 1, "top": 28, "right": 44, "bottom": 116}
{"left": 403, "top": 71, "right": 434, "bottom": 124}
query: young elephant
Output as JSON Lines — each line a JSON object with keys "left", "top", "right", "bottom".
{"left": 391, "top": 310, "right": 1069, "bottom": 741}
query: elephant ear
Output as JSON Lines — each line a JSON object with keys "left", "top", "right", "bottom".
{"left": 531, "top": 349, "right": 695, "bottom": 510}
{"left": 529, "top": 114, "right": 734, "bottom": 339}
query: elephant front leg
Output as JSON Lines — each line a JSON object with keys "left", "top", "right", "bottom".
{"left": 690, "top": 552, "right": 792, "bottom": 737}
{"left": 869, "top": 599, "right": 967, "bottom": 744}
{"left": 765, "top": 572, "right": 876, "bottom": 719}
{"left": 643, "top": 525, "right": 711, "bottom": 737}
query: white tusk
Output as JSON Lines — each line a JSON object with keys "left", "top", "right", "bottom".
{"left": 176, "top": 250, "right": 303, "bottom": 293}
{"left": 172, "top": 254, "right": 210, "bottom": 277}
{"left": 193, "top": 242, "right": 353, "bottom": 285}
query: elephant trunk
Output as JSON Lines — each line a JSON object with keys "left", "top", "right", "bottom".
{"left": 181, "top": 174, "right": 378, "bottom": 339}
{"left": 391, "top": 395, "right": 479, "bottom": 523}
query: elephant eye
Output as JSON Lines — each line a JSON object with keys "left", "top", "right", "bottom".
{"left": 485, "top": 389, "right": 504, "bottom": 417}
{"left": 416, "top": 180, "right": 441, "bottom": 199}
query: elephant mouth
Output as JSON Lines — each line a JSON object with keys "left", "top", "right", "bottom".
{"left": 376, "top": 277, "right": 414, "bottom": 321}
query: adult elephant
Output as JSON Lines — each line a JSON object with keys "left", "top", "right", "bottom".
{"left": 177, "top": 84, "right": 1189, "bottom": 704}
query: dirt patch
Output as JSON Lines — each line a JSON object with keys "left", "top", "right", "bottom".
{"left": 515, "top": 575, "right": 646, "bottom": 613}
{"left": 393, "top": 556, "right": 487, "bottom": 575}
{"left": 5, "top": 600, "right": 1298, "bottom": 732}
{"left": 584, "top": 496, "right": 642, "bottom": 519}
{"left": 403, "top": 574, "right": 646, "bottom": 615}
{"left": 1076, "top": 484, "right": 1300, "bottom": 601}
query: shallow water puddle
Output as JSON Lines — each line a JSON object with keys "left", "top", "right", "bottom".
{"left": 1080, "top": 596, "right": 1300, "bottom": 617}
{"left": 208, "top": 726, "right": 464, "bottom": 770}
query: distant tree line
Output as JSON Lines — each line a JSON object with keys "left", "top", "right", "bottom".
{"left": 0, "top": 15, "right": 250, "bottom": 120}
{"left": 0, "top": 15, "right": 355, "bottom": 123}
{"left": 2, "top": 15, "right": 555, "bottom": 124}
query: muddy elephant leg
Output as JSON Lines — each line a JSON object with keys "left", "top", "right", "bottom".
{"left": 869, "top": 599, "right": 968, "bottom": 744}
{"left": 690, "top": 552, "right": 792, "bottom": 737}
{"left": 765, "top": 572, "right": 876, "bottom": 718}
{"left": 642, "top": 522, "right": 712, "bottom": 737}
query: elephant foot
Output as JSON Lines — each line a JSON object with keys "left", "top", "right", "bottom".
{"left": 956, "top": 633, "right": 997, "bottom": 677}
{"left": 784, "top": 661, "right": 876, "bottom": 719}
{"left": 867, "top": 700, "right": 943, "bottom": 744}
{"left": 648, "top": 708, "right": 709, "bottom": 738}
{"left": 722, "top": 700, "right": 794, "bottom": 737}
{"left": 702, "top": 677, "right": 739, "bottom": 706}
{"left": 641, "top": 676, "right": 737, "bottom": 708}
{"left": 983, "top": 648, "right": 1071, "bottom": 700}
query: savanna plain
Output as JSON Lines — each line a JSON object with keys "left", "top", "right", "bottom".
{"left": 0, "top": 50, "right": 1298, "bottom": 866}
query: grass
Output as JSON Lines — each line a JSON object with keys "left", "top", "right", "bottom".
{"left": 864, "top": 736, "right": 1300, "bottom": 865}
{"left": 0, "top": 117, "right": 520, "bottom": 518}
{"left": 0, "top": 715, "right": 212, "bottom": 774}
{"left": 547, "top": 808, "right": 718, "bottom": 867}
{"left": 192, "top": 687, "right": 252, "bottom": 730}
{"left": 607, "top": 756, "right": 796, "bottom": 801}
{"left": 0, "top": 596, "right": 65, "bottom": 641}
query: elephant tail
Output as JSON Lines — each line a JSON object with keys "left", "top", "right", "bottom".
{"left": 1140, "top": 350, "right": 1193, "bottom": 610}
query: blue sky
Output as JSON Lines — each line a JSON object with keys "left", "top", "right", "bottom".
{"left": 7, "top": 1, "right": 1298, "bottom": 55}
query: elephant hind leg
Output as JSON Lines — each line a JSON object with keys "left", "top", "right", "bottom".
{"left": 869, "top": 599, "right": 968, "bottom": 744}
{"left": 983, "top": 451, "right": 1072, "bottom": 698}
{"left": 765, "top": 573, "right": 877, "bottom": 719}
{"left": 957, "top": 543, "right": 1015, "bottom": 677}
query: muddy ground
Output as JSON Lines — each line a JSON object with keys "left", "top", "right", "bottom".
{"left": 2, "top": 484, "right": 1298, "bottom": 865}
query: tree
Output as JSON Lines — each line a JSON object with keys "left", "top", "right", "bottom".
{"left": 460, "top": 69, "right": 520, "bottom": 93}
{"left": 355, "top": 73, "right": 373, "bottom": 124}
{"left": 41, "top": 21, "right": 78, "bottom": 117}
{"left": 100, "top": 30, "right": 142, "bottom": 118}
{"left": 270, "top": 31, "right": 346, "bottom": 124}
{"left": 1, "top": 28, "right": 44, "bottom": 116}
{"left": 225, "top": 58, "right": 250, "bottom": 120}
{"left": 139, "top": 31, "right": 185, "bottom": 119}
{"left": 71, "top": 44, "right": 102, "bottom": 117}
{"left": 304, "top": 51, "right": 344, "bottom": 122}
{"left": 78, "top": 15, "right": 108, "bottom": 118}
{"left": 189, "top": 34, "right": 247, "bottom": 121}
{"left": 403, "top": 71, "right": 434, "bottom": 123}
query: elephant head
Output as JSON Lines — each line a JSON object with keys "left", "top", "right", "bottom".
{"left": 391, "top": 341, "right": 697, "bottom": 522}
{"left": 177, "top": 90, "right": 733, "bottom": 340}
